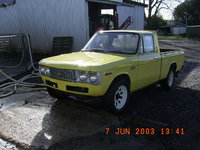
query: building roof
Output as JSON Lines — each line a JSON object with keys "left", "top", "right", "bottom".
{"left": 172, "top": 24, "right": 186, "bottom": 27}
{"left": 123, "top": 0, "right": 148, "bottom": 7}
{"left": 87, "top": 0, "right": 148, "bottom": 7}
{"left": 187, "top": 25, "right": 200, "bottom": 28}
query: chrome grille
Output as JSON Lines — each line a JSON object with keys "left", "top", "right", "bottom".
{"left": 50, "top": 68, "right": 76, "bottom": 82}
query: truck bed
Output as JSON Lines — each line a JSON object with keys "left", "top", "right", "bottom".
{"left": 160, "top": 48, "right": 178, "bottom": 53}
{"left": 159, "top": 48, "right": 184, "bottom": 81}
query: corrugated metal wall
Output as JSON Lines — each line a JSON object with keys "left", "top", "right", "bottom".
{"left": 0, "top": 5, "right": 20, "bottom": 34}
{"left": 0, "top": 0, "right": 144, "bottom": 54}
{"left": 117, "top": 5, "right": 144, "bottom": 30}
{"left": 172, "top": 27, "right": 186, "bottom": 35}
{"left": 0, "top": 0, "right": 89, "bottom": 53}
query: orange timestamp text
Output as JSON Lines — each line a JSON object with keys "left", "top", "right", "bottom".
{"left": 105, "top": 128, "right": 185, "bottom": 135}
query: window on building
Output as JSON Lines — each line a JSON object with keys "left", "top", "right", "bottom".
{"left": 0, "top": 0, "right": 16, "bottom": 7}
{"left": 143, "top": 35, "right": 154, "bottom": 53}
{"left": 101, "top": 9, "right": 114, "bottom": 15}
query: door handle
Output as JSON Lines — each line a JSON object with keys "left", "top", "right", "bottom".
{"left": 130, "top": 66, "right": 136, "bottom": 70}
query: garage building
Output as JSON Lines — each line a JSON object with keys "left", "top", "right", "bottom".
{"left": 0, "top": 0, "right": 147, "bottom": 54}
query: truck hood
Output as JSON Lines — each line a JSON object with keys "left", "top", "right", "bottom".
{"left": 40, "top": 52, "right": 127, "bottom": 70}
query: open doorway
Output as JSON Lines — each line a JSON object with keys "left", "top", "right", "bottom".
{"left": 88, "top": 2, "right": 118, "bottom": 37}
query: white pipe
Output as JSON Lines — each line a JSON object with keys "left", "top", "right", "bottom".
{"left": 24, "top": 33, "right": 38, "bottom": 71}
{"left": 0, "top": 33, "right": 46, "bottom": 98}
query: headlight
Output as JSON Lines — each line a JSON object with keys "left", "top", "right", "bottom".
{"left": 76, "top": 71, "right": 101, "bottom": 85}
{"left": 76, "top": 71, "right": 87, "bottom": 83}
{"left": 88, "top": 72, "right": 99, "bottom": 84}
{"left": 39, "top": 66, "right": 44, "bottom": 75}
{"left": 39, "top": 66, "right": 51, "bottom": 76}
{"left": 40, "top": 68, "right": 45, "bottom": 75}
{"left": 78, "top": 71, "right": 87, "bottom": 82}
{"left": 45, "top": 68, "right": 51, "bottom": 76}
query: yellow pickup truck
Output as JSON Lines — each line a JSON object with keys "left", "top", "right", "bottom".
{"left": 39, "top": 30, "right": 184, "bottom": 113}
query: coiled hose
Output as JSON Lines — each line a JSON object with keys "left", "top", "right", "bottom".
{"left": 0, "top": 33, "right": 46, "bottom": 98}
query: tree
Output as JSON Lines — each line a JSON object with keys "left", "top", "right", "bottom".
{"left": 146, "top": 15, "right": 167, "bottom": 30}
{"left": 133, "top": 0, "right": 182, "bottom": 18}
{"left": 145, "top": 0, "right": 171, "bottom": 29}
{"left": 128, "top": 0, "right": 182, "bottom": 29}
{"left": 174, "top": 0, "right": 200, "bottom": 25}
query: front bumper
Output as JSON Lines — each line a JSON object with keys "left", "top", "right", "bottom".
{"left": 41, "top": 76, "right": 107, "bottom": 97}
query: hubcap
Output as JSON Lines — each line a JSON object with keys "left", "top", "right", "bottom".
{"left": 114, "top": 85, "right": 128, "bottom": 110}
{"left": 168, "top": 71, "right": 174, "bottom": 87}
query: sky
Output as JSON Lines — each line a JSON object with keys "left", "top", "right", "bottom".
{"left": 104, "top": 0, "right": 185, "bottom": 20}
{"left": 160, "top": 1, "right": 184, "bottom": 20}
{"left": 144, "top": 0, "right": 185, "bottom": 20}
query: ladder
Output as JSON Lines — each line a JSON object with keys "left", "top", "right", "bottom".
{"left": 119, "top": 16, "right": 134, "bottom": 30}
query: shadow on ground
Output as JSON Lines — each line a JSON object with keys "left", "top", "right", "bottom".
{"left": 30, "top": 98, "right": 119, "bottom": 150}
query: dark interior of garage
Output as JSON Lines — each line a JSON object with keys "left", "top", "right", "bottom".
{"left": 88, "top": 2, "right": 118, "bottom": 37}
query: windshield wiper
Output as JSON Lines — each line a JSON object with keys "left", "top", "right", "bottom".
{"left": 81, "top": 48, "right": 106, "bottom": 53}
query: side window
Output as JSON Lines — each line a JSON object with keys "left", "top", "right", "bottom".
{"left": 143, "top": 35, "right": 154, "bottom": 53}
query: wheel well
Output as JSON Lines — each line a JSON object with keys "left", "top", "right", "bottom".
{"left": 110, "top": 74, "right": 130, "bottom": 87}
{"left": 170, "top": 63, "right": 177, "bottom": 71}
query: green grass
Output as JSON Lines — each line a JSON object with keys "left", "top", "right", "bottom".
{"left": 158, "top": 35, "right": 200, "bottom": 41}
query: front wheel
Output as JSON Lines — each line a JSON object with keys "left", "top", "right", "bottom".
{"left": 102, "top": 80, "right": 130, "bottom": 114}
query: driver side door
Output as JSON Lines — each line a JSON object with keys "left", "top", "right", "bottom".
{"left": 137, "top": 34, "right": 161, "bottom": 89}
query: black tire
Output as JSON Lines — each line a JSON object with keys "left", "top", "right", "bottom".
{"left": 161, "top": 67, "right": 175, "bottom": 89}
{"left": 47, "top": 87, "right": 68, "bottom": 99}
{"left": 102, "top": 79, "right": 130, "bottom": 114}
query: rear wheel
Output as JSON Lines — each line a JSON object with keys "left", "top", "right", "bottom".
{"left": 102, "top": 80, "right": 130, "bottom": 113}
{"left": 47, "top": 87, "right": 68, "bottom": 99}
{"left": 161, "top": 67, "right": 175, "bottom": 89}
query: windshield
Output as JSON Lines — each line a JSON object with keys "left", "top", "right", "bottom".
{"left": 82, "top": 32, "right": 139, "bottom": 54}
